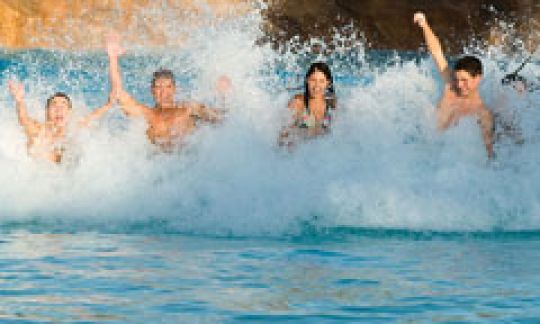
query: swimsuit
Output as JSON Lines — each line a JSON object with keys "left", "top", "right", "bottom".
{"left": 296, "top": 98, "right": 335, "bottom": 129}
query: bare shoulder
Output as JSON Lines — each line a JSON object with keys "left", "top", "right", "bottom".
{"left": 288, "top": 93, "right": 304, "bottom": 111}
{"left": 442, "top": 82, "right": 457, "bottom": 96}
{"left": 291, "top": 93, "right": 304, "bottom": 102}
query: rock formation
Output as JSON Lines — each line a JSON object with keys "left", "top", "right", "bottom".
{"left": 263, "top": 0, "right": 539, "bottom": 53}
{"left": 0, "top": 0, "right": 537, "bottom": 53}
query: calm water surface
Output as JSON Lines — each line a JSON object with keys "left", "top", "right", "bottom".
{"left": 1, "top": 232, "right": 540, "bottom": 323}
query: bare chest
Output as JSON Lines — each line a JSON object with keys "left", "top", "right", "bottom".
{"left": 27, "top": 125, "right": 66, "bottom": 162}
{"left": 148, "top": 109, "right": 195, "bottom": 139}
{"left": 439, "top": 92, "right": 483, "bottom": 122}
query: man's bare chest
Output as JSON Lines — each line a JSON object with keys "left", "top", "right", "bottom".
{"left": 149, "top": 110, "right": 195, "bottom": 134}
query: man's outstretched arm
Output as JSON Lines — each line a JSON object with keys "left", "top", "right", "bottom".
{"left": 8, "top": 80, "right": 39, "bottom": 135}
{"left": 414, "top": 12, "right": 452, "bottom": 84}
{"left": 79, "top": 93, "right": 115, "bottom": 128}
{"left": 106, "top": 33, "right": 152, "bottom": 120}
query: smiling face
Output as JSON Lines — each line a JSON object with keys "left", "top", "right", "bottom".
{"left": 151, "top": 77, "right": 176, "bottom": 108}
{"left": 454, "top": 70, "right": 481, "bottom": 97}
{"left": 46, "top": 95, "right": 72, "bottom": 127}
{"left": 307, "top": 70, "right": 330, "bottom": 99}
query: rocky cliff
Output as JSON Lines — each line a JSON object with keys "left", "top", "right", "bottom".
{"left": 0, "top": 0, "right": 537, "bottom": 52}
{"left": 263, "top": 0, "right": 539, "bottom": 53}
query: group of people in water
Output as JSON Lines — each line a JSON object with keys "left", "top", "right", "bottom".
{"left": 5, "top": 12, "right": 535, "bottom": 164}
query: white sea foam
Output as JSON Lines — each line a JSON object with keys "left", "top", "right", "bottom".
{"left": 0, "top": 4, "right": 538, "bottom": 236}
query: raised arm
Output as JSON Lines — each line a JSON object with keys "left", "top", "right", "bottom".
{"left": 8, "top": 80, "right": 39, "bottom": 135}
{"left": 106, "top": 33, "right": 152, "bottom": 120}
{"left": 78, "top": 93, "right": 115, "bottom": 128}
{"left": 414, "top": 12, "right": 452, "bottom": 84}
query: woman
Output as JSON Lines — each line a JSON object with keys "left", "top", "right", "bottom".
{"left": 8, "top": 80, "right": 114, "bottom": 163}
{"left": 279, "top": 62, "right": 337, "bottom": 148}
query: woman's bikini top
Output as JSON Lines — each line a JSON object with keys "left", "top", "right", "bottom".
{"left": 296, "top": 97, "right": 335, "bottom": 129}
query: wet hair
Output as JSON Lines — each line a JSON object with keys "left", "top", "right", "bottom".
{"left": 454, "top": 56, "right": 483, "bottom": 77}
{"left": 151, "top": 69, "right": 176, "bottom": 87}
{"left": 46, "top": 92, "right": 72, "bottom": 109}
{"left": 304, "top": 62, "right": 336, "bottom": 109}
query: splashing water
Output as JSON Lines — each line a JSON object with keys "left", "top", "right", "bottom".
{"left": 0, "top": 5, "right": 538, "bottom": 237}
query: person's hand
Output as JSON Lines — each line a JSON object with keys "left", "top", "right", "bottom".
{"left": 108, "top": 88, "right": 119, "bottom": 104}
{"left": 8, "top": 80, "right": 25, "bottom": 103}
{"left": 413, "top": 12, "right": 427, "bottom": 28}
{"left": 215, "top": 75, "right": 232, "bottom": 95}
{"left": 106, "top": 32, "right": 125, "bottom": 58}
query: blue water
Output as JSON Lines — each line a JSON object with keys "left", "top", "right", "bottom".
{"left": 2, "top": 233, "right": 540, "bottom": 322}
{"left": 1, "top": 7, "right": 540, "bottom": 322}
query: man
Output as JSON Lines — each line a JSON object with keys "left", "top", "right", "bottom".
{"left": 106, "top": 34, "right": 228, "bottom": 151}
{"left": 413, "top": 12, "right": 494, "bottom": 158}
{"left": 8, "top": 81, "right": 114, "bottom": 163}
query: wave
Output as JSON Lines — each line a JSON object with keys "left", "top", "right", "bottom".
{"left": 0, "top": 7, "right": 538, "bottom": 237}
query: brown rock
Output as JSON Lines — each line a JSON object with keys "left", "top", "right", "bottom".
{"left": 0, "top": 0, "right": 537, "bottom": 53}
{"left": 263, "top": 0, "right": 539, "bottom": 54}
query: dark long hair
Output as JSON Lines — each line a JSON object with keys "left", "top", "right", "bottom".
{"left": 304, "top": 62, "right": 336, "bottom": 110}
